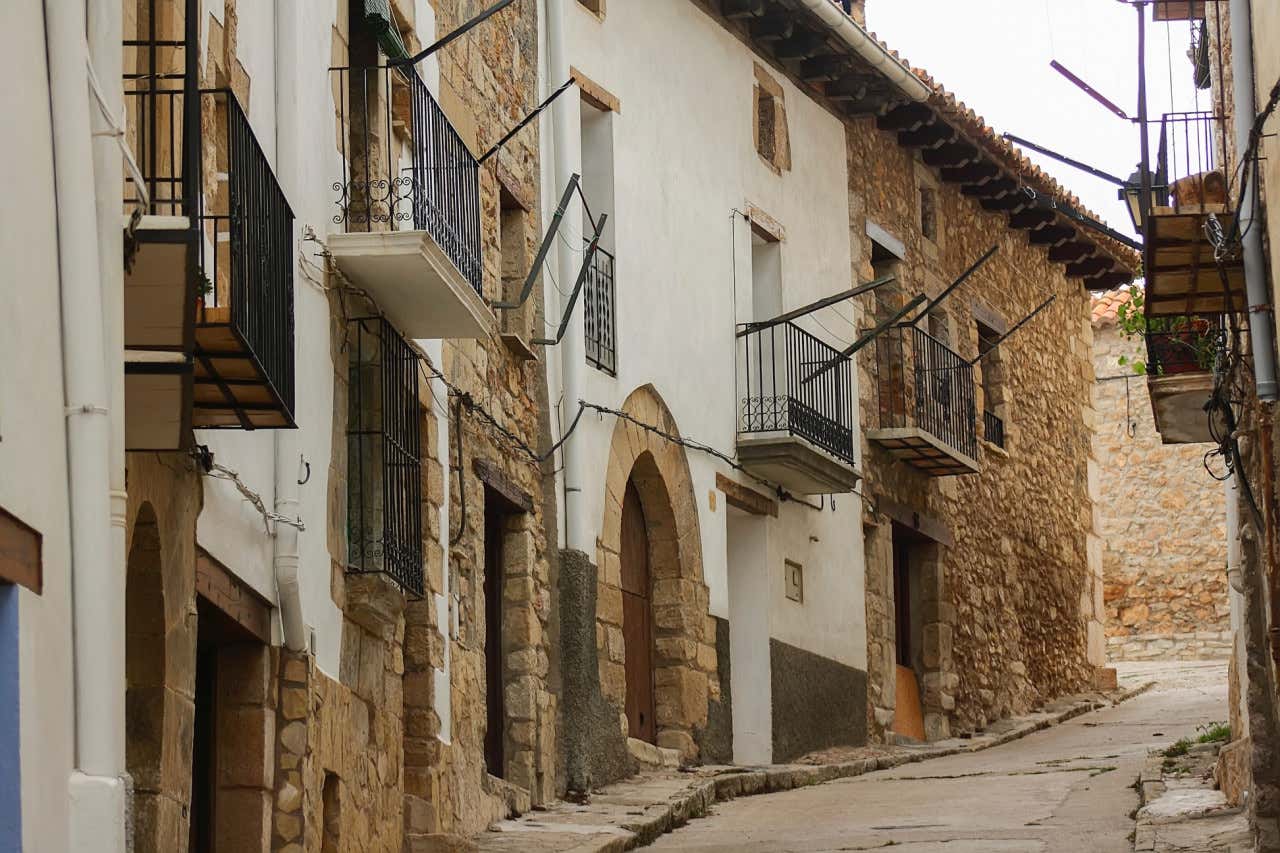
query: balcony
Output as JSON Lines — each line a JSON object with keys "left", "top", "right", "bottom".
{"left": 868, "top": 325, "right": 979, "bottom": 476}
{"left": 124, "top": 20, "right": 295, "bottom": 445}
{"left": 736, "top": 322, "right": 861, "bottom": 495}
{"left": 1143, "top": 111, "right": 1246, "bottom": 318}
{"left": 1146, "top": 317, "right": 1226, "bottom": 444}
{"left": 327, "top": 65, "right": 490, "bottom": 339}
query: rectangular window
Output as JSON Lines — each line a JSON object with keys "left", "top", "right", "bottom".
{"left": 976, "top": 321, "right": 1006, "bottom": 448}
{"left": 580, "top": 98, "right": 617, "bottom": 375}
{"left": 920, "top": 187, "right": 938, "bottom": 242}
{"left": 347, "top": 317, "right": 424, "bottom": 596}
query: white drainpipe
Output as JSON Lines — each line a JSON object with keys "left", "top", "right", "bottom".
{"left": 546, "top": 0, "right": 588, "bottom": 553}
{"left": 1231, "top": 0, "right": 1278, "bottom": 400}
{"left": 273, "top": 0, "right": 306, "bottom": 652}
{"left": 793, "top": 0, "right": 932, "bottom": 102}
{"left": 45, "top": 0, "right": 127, "bottom": 849}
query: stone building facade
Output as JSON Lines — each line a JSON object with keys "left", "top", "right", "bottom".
{"left": 1089, "top": 291, "right": 1230, "bottom": 662}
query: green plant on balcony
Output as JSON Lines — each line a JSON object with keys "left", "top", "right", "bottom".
{"left": 1115, "top": 285, "right": 1216, "bottom": 376}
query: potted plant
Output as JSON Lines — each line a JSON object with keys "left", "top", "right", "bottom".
{"left": 1115, "top": 286, "right": 1217, "bottom": 376}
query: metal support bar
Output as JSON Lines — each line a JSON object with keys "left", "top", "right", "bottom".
{"left": 479, "top": 78, "right": 576, "bottom": 164}
{"left": 912, "top": 246, "right": 999, "bottom": 324}
{"left": 493, "top": 174, "right": 579, "bottom": 309}
{"left": 736, "top": 274, "right": 897, "bottom": 337}
{"left": 1000, "top": 133, "right": 1129, "bottom": 187}
{"left": 390, "top": 0, "right": 519, "bottom": 66}
{"left": 801, "top": 294, "right": 927, "bottom": 385}
{"left": 969, "top": 296, "right": 1057, "bottom": 365}
{"left": 1051, "top": 59, "right": 1132, "bottom": 121}
{"left": 533, "top": 212, "right": 608, "bottom": 346}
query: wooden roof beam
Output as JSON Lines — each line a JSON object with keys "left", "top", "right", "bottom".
{"left": 825, "top": 77, "right": 869, "bottom": 102}
{"left": 1066, "top": 257, "right": 1114, "bottom": 278}
{"left": 922, "top": 142, "right": 979, "bottom": 168}
{"left": 1009, "top": 208, "right": 1057, "bottom": 230}
{"left": 1048, "top": 240, "right": 1096, "bottom": 263}
{"left": 775, "top": 32, "right": 825, "bottom": 61}
{"left": 1028, "top": 224, "right": 1076, "bottom": 246}
{"left": 877, "top": 102, "right": 933, "bottom": 132}
{"left": 749, "top": 13, "right": 795, "bottom": 41}
{"left": 899, "top": 122, "right": 957, "bottom": 149}
{"left": 800, "top": 55, "right": 853, "bottom": 83}
{"left": 721, "top": 0, "right": 766, "bottom": 18}
{"left": 941, "top": 161, "right": 1000, "bottom": 185}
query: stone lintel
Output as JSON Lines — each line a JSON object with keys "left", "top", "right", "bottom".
{"left": 473, "top": 458, "right": 535, "bottom": 513}
{"left": 715, "top": 472, "right": 778, "bottom": 517}
{"left": 874, "top": 497, "right": 955, "bottom": 548}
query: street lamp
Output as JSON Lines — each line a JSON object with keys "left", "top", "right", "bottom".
{"left": 1118, "top": 169, "right": 1146, "bottom": 233}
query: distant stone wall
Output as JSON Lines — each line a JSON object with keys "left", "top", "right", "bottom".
{"left": 1090, "top": 319, "right": 1229, "bottom": 660}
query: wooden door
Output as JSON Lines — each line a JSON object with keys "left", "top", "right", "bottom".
{"left": 484, "top": 491, "right": 506, "bottom": 778}
{"left": 621, "top": 481, "right": 656, "bottom": 743}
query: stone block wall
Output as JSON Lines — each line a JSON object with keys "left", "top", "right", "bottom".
{"left": 1090, "top": 316, "right": 1229, "bottom": 660}
{"left": 849, "top": 114, "right": 1103, "bottom": 740}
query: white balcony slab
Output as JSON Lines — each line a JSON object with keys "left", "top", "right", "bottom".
{"left": 125, "top": 357, "right": 192, "bottom": 451}
{"left": 125, "top": 215, "right": 195, "bottom": 350}
{"left": 327, "top": 230, "right": 492, "bottom": 339}
{"left": 736, "top": 432, "right": 861, "bottom": 496}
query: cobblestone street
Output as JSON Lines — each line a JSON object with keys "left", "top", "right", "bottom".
{"left": 647, "top": 662, "right": 1229, "bottom": 852}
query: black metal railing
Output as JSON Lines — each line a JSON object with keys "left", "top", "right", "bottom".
{"left": 983, "top": 410, "right": 1006, "bottom": 449}
{"left": 1154, "top": 111, "right": 1228, "bottom": 211}
{"left": 1145, "top": 316, "right": 1222, "bottom": 376}
{"left": 874, "top": 324, "right": 978, "bottom": 461}
{"left": 198, "top": 89, "right": 297, "bottom": 418}
{"left": 585, "top": 248, "right": 616, "bottom": 375}
{"left": 331, "top": 64, "right": 483, "bottom": 295}
{"left": 348, "top": 317, "right": 424, "bottom": 597}
{"left": 738, "top": 322, "right": 856, "bottom": 464}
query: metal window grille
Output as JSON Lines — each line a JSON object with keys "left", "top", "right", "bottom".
{"left": 584, "top": 247, "right": 617, "bottom": 375}
{"left": 874, "top": 324, "right": 978, "bottom": 461}
{"left": 738, "top": 321, "right": 856, "bottom": 464}
{"left": 347, "top": 317, "right": 424, "bottom": 597}
{"left": 983, "top": 410, "right": 1006, "bottom": 449}
{"left": 331, "top": 64, "right": 483, "bottom": 296}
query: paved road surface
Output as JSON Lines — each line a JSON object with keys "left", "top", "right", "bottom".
{"left": 648, "top": 661, "right": 1228, "bottom": 853}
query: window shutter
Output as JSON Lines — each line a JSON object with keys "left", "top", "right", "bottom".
{"left": 362, "top": 0, "right": 410, "bottom": 61}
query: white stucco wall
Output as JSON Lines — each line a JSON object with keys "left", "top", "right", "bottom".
{"left": 547, "top": 0, "right": 867, "bottom": 671}
{"left": 0, "top": 3, "right": 77, "bottom": 849}
{"left": 193, "top": 0, "right": 443, "bottom": 677}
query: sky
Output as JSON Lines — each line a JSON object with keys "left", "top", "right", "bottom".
{"left": 867, "top": 0, "right": 1208, "bottom": 242}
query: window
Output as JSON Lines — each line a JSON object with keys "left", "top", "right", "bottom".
{"left": 347, "top": 317, "right": 424, "bottom": 596}
{"left": 754, "top": 65, "right": 790, "bottom": 173}
{"left": 580, "top": 98, "right": 617, "bottom": 375}
{"left": 499, "top": 187, "right": 532, "bottom": 340}
{"left": 976, "top": 320, "right": 1006, "bottom": 448}
{"left": 784, "top": 560, "right": 804, "bottom": 603}
{"left": 920, "top": 187, "right": 938, "bottom": 242}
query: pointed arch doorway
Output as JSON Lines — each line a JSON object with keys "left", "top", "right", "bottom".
{"left": 621, "top": 479, "right": 656, "bottom": 743}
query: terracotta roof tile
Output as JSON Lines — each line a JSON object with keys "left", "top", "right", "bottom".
{"left": 1090, "top": 288, "right": 1137, "bottom": 326}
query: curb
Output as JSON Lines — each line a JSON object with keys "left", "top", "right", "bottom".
{"left": 476, "top": 684, "right": 1154, "bottom": 852}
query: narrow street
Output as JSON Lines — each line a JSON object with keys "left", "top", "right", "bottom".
{"left": 649, "top": 663, "right": 1228, "bottom": 853}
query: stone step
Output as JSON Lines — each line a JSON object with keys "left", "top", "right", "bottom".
{"left": 626, "top": 737, "right": 681, "bottom": 770}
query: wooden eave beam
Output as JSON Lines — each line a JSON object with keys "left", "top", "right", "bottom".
{"left": 1086, "top": 270, "right": 1135, "bottom": 290}
{"left": 961, "top": 177, "right": 1016, "bottom": 200}
{"left": 1028, "top": 224, "right": 1076, "bottom": 246}
{"left": 877, "top": 102, "right": 933, "bottom": 132}
{"left": 941, "top": 161, "right": 1000, "bottom": 184}
{"left": 1048, "top": 240, "right": 1095, "bottom": 263}
{"left": 899, "top": 123, "right": 957, "bottom": 149}
{"left": 1066, "top": 257, "right": 1114, "bottom": 278}
{"left": 825, "top": 77, "right": 870, "bottom": 102}
{"left": 775, "top": 32, "right": 824, "bottom": 60}
{"left": 721, "top": 0, "right": 766, "bottom": 18}
{"left": 922, "top": 142, "right": 979, "bottom": 168}
{"left": 749, "top": 13, "right": 795, "bottom": 41}
{"left": 801, "top": 55, "right": 852, "bottom": 83}
{"left": 1008, "top": 208, "right": 1057, "bottom": 230}
{"left": 980, "top": 193, "right": 1032, "bottom": 213}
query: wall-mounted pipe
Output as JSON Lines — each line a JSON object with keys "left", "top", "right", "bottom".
{"left": 793, "top": 0, "right": 931, "bottom": 103}
{"left": 1231, "top": 0, "right": 1278, "bottom": 400}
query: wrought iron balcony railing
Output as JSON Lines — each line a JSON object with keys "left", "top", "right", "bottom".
{"left": 331, "top": 64, "right": 483, "bottom": 296}
{"left": 738, "top": 321, "right": 856, "bottom": 464}
{"left": 584, "top": 247, "right": 617, "bottom": 375}
{"left": 1145, "top": 316, "right": 1222, "bottom": 376}
{"left": 873, "top": 324, "right": 977, "bottom": 462}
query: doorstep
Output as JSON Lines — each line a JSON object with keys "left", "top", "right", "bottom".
{"left": 469, "top": 686, "right": 1154, "bottom": 853}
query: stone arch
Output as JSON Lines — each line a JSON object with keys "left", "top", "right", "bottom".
{"left": 599, "top": 385, "right": 716, "bottom": 759}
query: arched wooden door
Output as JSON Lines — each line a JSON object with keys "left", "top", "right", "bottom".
{"left": 621, "top": 480, "right": 656, "bottom": 743}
